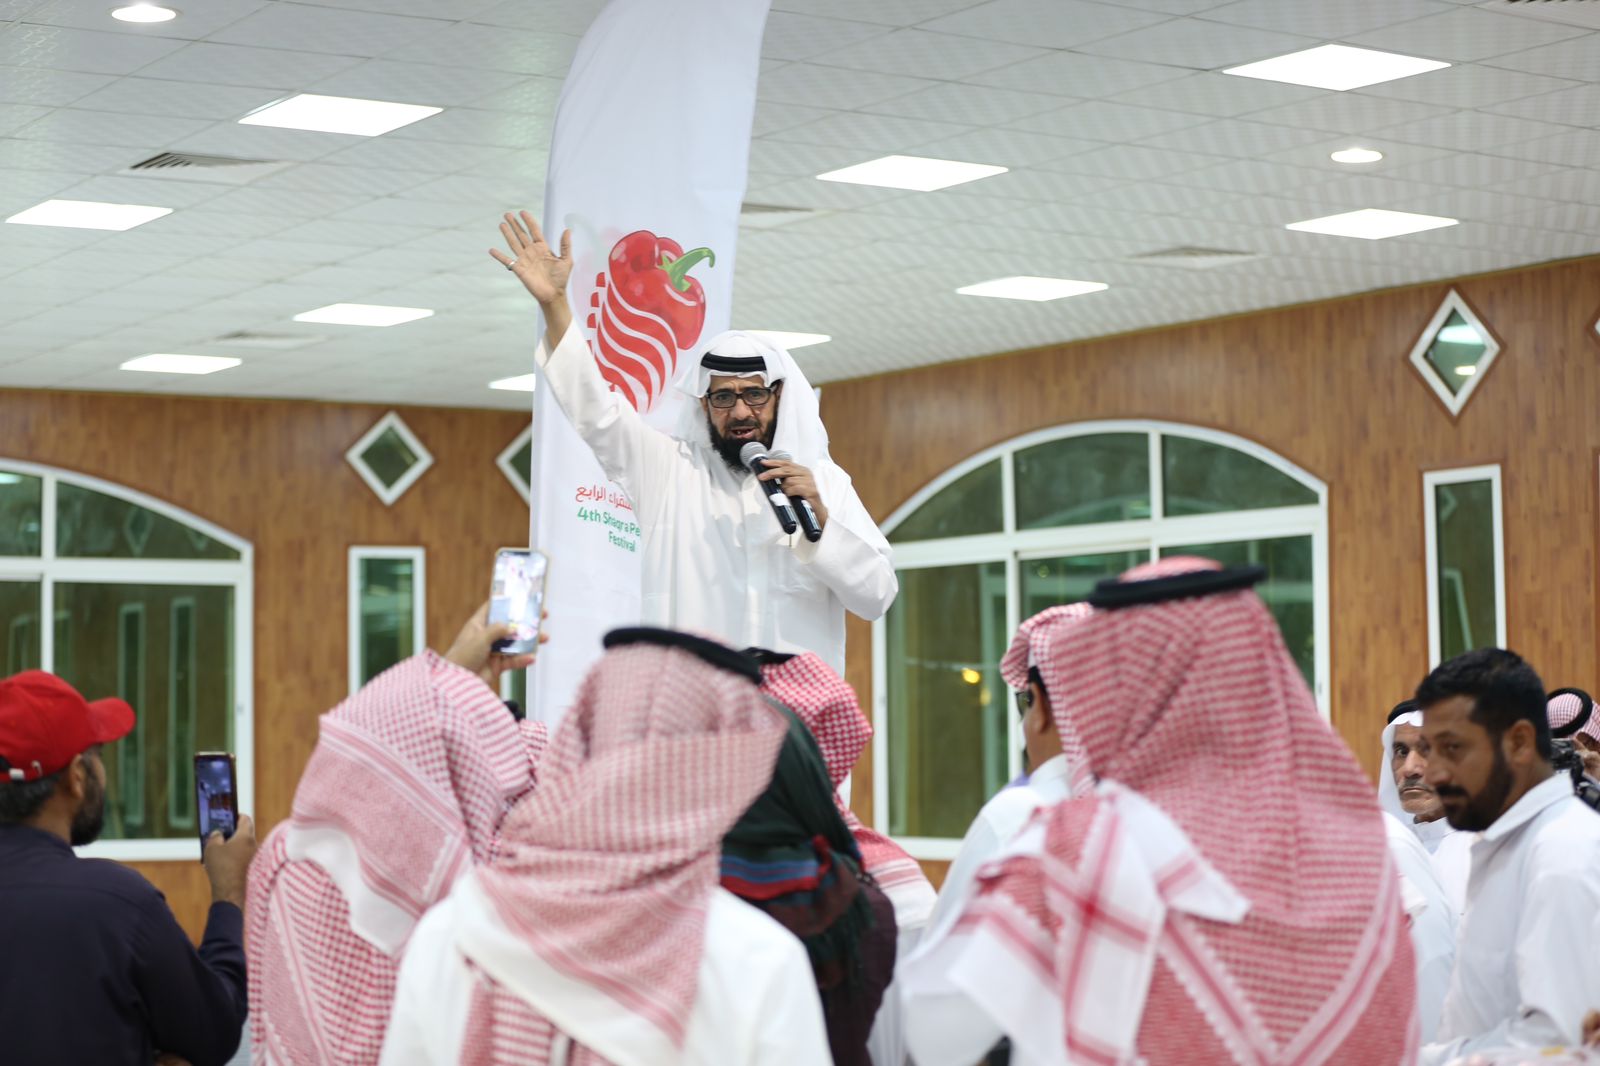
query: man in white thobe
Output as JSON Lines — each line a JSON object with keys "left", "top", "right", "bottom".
{"left": 1381, "top": 702, "right": 1473, "bottom": 916}
{"left": 493, "top": 212, "right": 897, "bottom": 672}
{"left": 1417, "top": 648, "right": 1600, "bottom": 1064}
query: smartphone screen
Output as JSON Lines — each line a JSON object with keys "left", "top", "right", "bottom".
{"left": 488, "top": 548, "right": 548, "bottom": 655}
{"left": 195, "top": 752, "right": 237, "bottom": 858}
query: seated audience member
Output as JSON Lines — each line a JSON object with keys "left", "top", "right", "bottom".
{"left": 902, "top": 559, "right": 1417, "bottom": 1066}
{"left": 1381, "top": 700, "right": 1471, "bottom": 916}
{"left": 381, "top": 628, "right": 829, "bottom": 1066}
{"left": 925, "top": 603, "right": 1093, "bottom": 939}
{"left": 248, "top": 605, "right": 546, "bottom": 1065}
{"left": 750, "top": 648, "right": 924, "bottom": 1065}
{"left": 724, "top": 662, "right": 899, "bottom": 1066}
{"left": 1419, "top": 649, "right": 1600, "bottom": 1064}
{"left": 0, "top": 671, "right": 255, "bottom": 1066}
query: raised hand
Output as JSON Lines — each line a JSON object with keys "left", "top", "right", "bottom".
{"left": 490, "top": 211, "right": 573, "bottom": 307}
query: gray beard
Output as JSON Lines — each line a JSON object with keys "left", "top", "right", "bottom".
{"left": 706, "top": 412, "right": 774, "bottom": 474}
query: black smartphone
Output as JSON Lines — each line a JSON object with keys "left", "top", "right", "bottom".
{"left": 488, "top": 548, "right": 549, "bottom": 655}
{"left": 194, "top": 752, "right": 238, "bottom": 860}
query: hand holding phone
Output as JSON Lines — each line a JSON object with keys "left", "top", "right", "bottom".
{"left": 488, "top": 548, "right": 548, "bottom": 655}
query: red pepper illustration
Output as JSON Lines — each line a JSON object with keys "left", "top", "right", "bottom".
{"left": 586, "top": 230, "right": 715, "bottom": 412}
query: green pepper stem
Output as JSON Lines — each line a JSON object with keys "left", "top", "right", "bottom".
{"left": 660, "top": 247, "right": 715, "bottom": 292}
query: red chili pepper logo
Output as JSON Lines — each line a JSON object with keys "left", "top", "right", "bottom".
{"left": 586, "top": 230, "right": 715, "bottom": 412}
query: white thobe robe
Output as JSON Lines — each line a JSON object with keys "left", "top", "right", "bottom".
{"left": 1421, "top": 775, "right": 1600, "bottom": 1064}
{"left": 380, "top": 870, "right": 829, "bottom": 1066}
{"left": 536, "top": 323, "right": 897, "bottom": 672}
{"left": 1383, "top": 813, "right": 1457, "bottom": 1043}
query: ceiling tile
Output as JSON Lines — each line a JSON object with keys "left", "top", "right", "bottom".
{"left": 307, "top": 58, "right": 526, "bottom": 108}
{"left": 381, "top": 22, "right": 579, "bottom": 76}
{"left": 751, "top": 100, "right": 839, "bottom": 137}
{"left": 384, "top": 107, "right": 548, "bottom": 150}
{"left": 251, "top": 162, "right": 437, "bottom": 197}
{"left": 764, "top": 110, "right": 976, "bottom": 152}
{"left": 198, "top": 184, "right": 371, "bottom": 218}
{"left": 66, "top": 76, "right": 282, "bottom": 120}
{"left": 972, "top": 51, "right": 1191, "bottom": 99}
{"left": 809, "top": 27, "right": 1047, "bottom": 79}
{"left": 320, "top": 136, "right": 519, "bottom": 174}
{"left": 11, "top": 106, "right": 210, "bottom": 147}
{"left": 907, "top": 127, "right": 1105, "bottom": 168}
{"left": 1040, "top": 143, "right": 1228, "bottom": 179}
{"left": 462, "top": 76, "right": 564, "bottom": 116}
{"left": 1107, "top": 71, "right": 1324, "bottom": 117}
{"left": 22, "top": 0, "right": 266, "bottom": 39}
{"left": 760, "top": 12, "right": 892, "bottom": 61}
{"left": 1356, "top": 63, "right": 1579, "bottom": 109}
{"left": 920, "top": 0, "right": 1168, "bottom": 50}
{"left": 1383, "top": 151, "right": 1570, "bottom": 189}
{"left": 168, "top": 121, "right": 359, "bottom": 163}
{"left": 1243, "top": 94, "right": 1455, "bottom": 135}
{"left": 1202, "top": 0, "right": 1452, "bottom": 38}
{"left": 333, "top": 194, "right": 488, "bottom": 227}
{"left": 0, "top": 23, "right": 185, "bottom": 74}
{"left": 1261, "top": 134, "right": 1456, "bottom": 171}
{"left": 769, "top": 0, "right": 985, "bottom": 27}
{"left": 1505, "top": 128, "right": 1600, "bottom": 168}
{"left": 135, "top": 42, "right": 362, "bottom": 89}
{"left": 864, "top": 82, "right": 1066, "bottom": 125}
{"left": 0, "top": 62, "right": 111, "bottom": 105}
{"left": 468, "top": 0, "right": 606, "bottom": 37}
{"left": 52, "top": 172, "right": 232, "bottom": 207}
{"left": 207, "top": 5, "right": 446, "bottom": 58}
{"left": 1489, "top": 167, "right": 1600, "bottom": 205}
{"left": 1483, "top": 82, "right": 1600, "bottom": 127}
{"left": 1137, "top": 117, "right": 1332, "bottom": 157}
{"left": 1075, "top": 17, "right": 1320, "bottom": 68}
{"left": 1008, "top": 100, "right": 1203, "bottom": 141}
{"left": 759, "top": 62, "right": 936, "bottom": 109}
{"left": 1372, "top": 110, "right": 1573, "bottom": 152}
{"left": 1346, "top": 7, "right": 1590, "bottom": 62}
{"left": 295, "top": 0, "right": 502, "bottom": 17}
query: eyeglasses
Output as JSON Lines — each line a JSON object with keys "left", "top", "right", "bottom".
{"left": 1014, "top": 687, "right": 1033, "bottom": 719}
{"left": 707, "top": 385, "right": 777, "bottom": 409}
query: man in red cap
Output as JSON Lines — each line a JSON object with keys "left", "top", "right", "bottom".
{"left": 0, "top": 670, "right": 256, "bottom": 1066}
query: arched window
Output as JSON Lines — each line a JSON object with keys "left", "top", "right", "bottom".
{"left": 872, "top": 422, "right": 1327, "bottom": 859}
{"left": 0, "top": 461, "right": 252, "bottom": 862}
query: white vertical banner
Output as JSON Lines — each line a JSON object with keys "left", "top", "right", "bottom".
{"left": 528, "top": 0, "right": 772, "bottom": 724}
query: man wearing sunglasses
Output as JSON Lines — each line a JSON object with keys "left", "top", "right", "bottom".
{"left": 493, "top": 212, "right": 897, "bottom": 673}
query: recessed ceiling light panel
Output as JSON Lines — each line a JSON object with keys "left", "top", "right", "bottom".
{"left": 1331, "top": 147, "right": 1384, "bottom": 165}
{"left": 489, "top": 373, "right": 538, "bottom": 392}
{"left": 121, "top": 354, "right": 240, "bottom": 375}
{"left": 1224, "top": 44, "right": 1448, "bottom": 91}
{"left": 239, "top": 94, "right": 442, "bottom": 137}
{"left": 1286, "top": 208, "right": 1457, "bottom": 240}
{"left": 111, "top": 4, "right": 177, "bottom": 22}
{"left": 746, "top": 331, "right": 831, "bottom": 350}
{"left": 817, "top": 155, "right": 1007, "bottom": 192}
{"left": 294, "top": 303, "right": 434, "bottom": 327}
{"left": 5, "top": 198, "right": 171, "bottom": 231}
{"left": 956, "top": 276, "right": 1109, "bottom": 302}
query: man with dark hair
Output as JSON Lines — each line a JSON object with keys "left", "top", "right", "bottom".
{"left": 0, "top": 670, "right": 255, "bottom": 1066}
{"left": 1418, "top": 648, "right": 1600, "bottom": 1063}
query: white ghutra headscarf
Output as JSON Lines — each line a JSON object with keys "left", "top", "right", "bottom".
{"left": 673, "top": 330, "right": 829, "bottom": 467}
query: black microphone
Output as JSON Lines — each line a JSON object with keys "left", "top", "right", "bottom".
{"left": 739, "top": 441, "right": 798, "bottom": 535}
{"left": 768, "top": 449, "right": 823, "bottom": 542}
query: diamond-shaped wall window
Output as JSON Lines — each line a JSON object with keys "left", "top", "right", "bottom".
{"left": 346, "top": 412, "right": 434, "bottom": 506}
{"left": 497, "top": 423, "right": 532, "bottom": 504}
{"left": 1408, "top": 290, "right": 1499, "bottom": 417}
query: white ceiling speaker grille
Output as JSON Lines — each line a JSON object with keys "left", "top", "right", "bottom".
{"left": 1131, "top": 246, "right": 1264, "bottom": 270}
{"left": 122, "top": 153, "right": 294, "bottom": 185}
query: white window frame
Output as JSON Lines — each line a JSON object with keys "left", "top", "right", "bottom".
{"left": 496, "top": 423, "right": 533, "bottom": 504}
{"left": 1408, "top": 289, "right": 1500, "bottom": 418}
{"left": 0, "top": 459, "right": 254, "bottom": 863}
{"left": 166, "top": 596, "right": 198, "bottom": 829}
{"left": 116, "top": 603, "right": 146, "bottom": 829}
{"left": 1423, "top": 464, "right": 1506, "bottom": 668}
{"left": 348, "top": 546, "right": 427, "bottom": 695}
{"left": 872, "top": 420, "right": 1329, "bottom": 859}
{"left": 345, "top": 411, "right": 434, "bottom": 506}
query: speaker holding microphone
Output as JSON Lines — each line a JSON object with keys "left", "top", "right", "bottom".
{"left": 739, "top": 442, "right": 822, "bottom": 542}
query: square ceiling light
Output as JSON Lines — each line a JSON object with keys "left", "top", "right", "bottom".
{"left": 817, "top": 155, "right": 1006, "bottom": 192}
{"left": 957, "top": 276, "right": 1109, "bottom": 301}
{"left": 121, "top": 354, "right": 240, "bottom": 375}
{"left": 489, "top": 373, "right": 538, "bottom": 391}
{"left": 6, "top": 199, "right": 171, "bottom": 231}
{"left": 294, "top": 303, "right": 434, "bottom": 326}
{"left": 1286, "top": 209, "right": 1457, "bottom": 240}
{"left": 1224, "top": 45, "right": 1448, "bottom": 91}
{"left": 747, "top": 331, "right": 831, "bottom": 349}
{"left": 239, "top": 94, "right": 442, "bottom": 137}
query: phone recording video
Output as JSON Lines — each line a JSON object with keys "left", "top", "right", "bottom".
{"left": 194, "top": 752, "right": 237, "bottom": 858}
{"left": 489, "top": 548, "right": 548, "bottom": 655}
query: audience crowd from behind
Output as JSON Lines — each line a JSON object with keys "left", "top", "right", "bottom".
{"left": 7, "top": 553, "right": 1600, "bottom": 1065}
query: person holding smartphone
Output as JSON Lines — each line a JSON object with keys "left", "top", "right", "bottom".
{"left": 0, "top": 671, "right": 256, "bottom": 1066}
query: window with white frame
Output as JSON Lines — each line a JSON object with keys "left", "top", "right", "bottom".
{"left": 872, "top": 422, "right": 1328, "bottom": 858}
{"left": 349, "top": 547, "right": 426, "bottom": 693}
{"left": 0, "top": 461, "right": 253, "bottom": 862}
{"left": 1423, "top": 465, "right": 1505, "bottom": 667}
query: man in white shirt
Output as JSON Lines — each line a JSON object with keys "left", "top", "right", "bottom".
{"left": 381, "top": 628, "right": 829, "bottom": 1066}
{"left": 1419, "top": 647, "right": 1600, "bottom": 1064}
{"left": 1381, "top": 702, "right": 1472, "bottom": 915}
{"left": 491, "top": 212, "right": 897, "bottom": 672}
{"left": 922, "top": 603, "right": 1091, "bottom": 941}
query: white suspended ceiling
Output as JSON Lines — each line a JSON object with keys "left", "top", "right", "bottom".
{"left": 1, "top": 0, "right": 1599, "bottom": 409}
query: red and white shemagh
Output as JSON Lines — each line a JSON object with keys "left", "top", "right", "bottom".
{"left": 942, "top": 558, "right": 1417, "bottom": 1066}
{"left": 999, "top": 601, "right": 1096, "bottom": 799}
{"left": 247, "top": 653, "right": 547, "bottom": 1066}
{"left": 1549, "top": 690, "right": 1600, "bottom": 745}
{"left": 759, "top": 652, "right": 938, "bottom": 925}
{"left": 459, "top": 641, "right": 787, "bottom": 1064}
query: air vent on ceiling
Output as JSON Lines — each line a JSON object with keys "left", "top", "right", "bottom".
{"left": 739, "top": 201, "right": 821, "bottom": 230}
{"left": 211, "top": 330, "right": 328, "bottom": 350}
{"left": 1131, "top": 246, "right": 1263, "bottom": 270}
{"left": 122, "top": 152, "right": 294, "bottom": 185}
